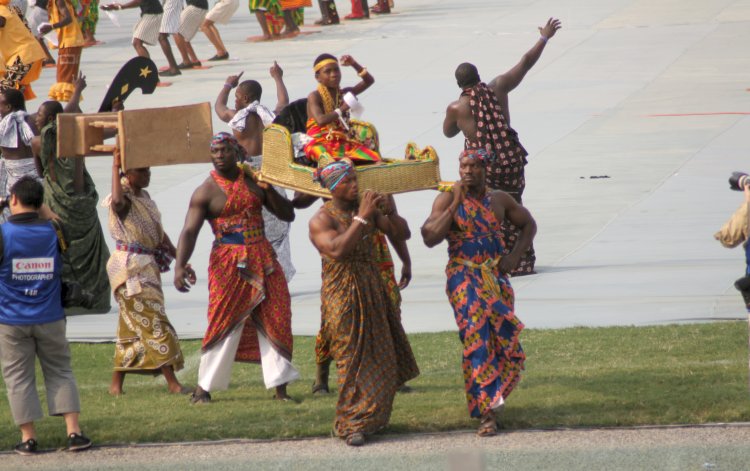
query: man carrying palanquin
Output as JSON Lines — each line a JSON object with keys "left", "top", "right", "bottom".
{"left": 33, "top": 74, "right": 111, "bottom": 314}
{"left": 421, "top": 149, "right": 536, "bottom": 437}
{"left": 215, "top": 63, "right": 295, "bottom": 282}
{"left": 304, "top": 53, "right": 381, "bottom": 164}
{"left": 310, "top": 194, "right": 414, "bottom": 395}
{"left": 442, "top": 18, "right": 561, "bottom": 276}
{"left": 0, "top": 0, "right": 46, "bottom": 101}
{"left": 308, "top": 160, "right": 419, "bottom": 446}
{"left": 174, "top": 132, "right": 299, "bottom": 404}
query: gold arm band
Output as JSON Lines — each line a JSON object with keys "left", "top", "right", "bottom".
{"left": 314, "top": 58, "right": 338, "bottom": 72}
{"left": 357, "top": 67, "right": 368, "bottom": 77}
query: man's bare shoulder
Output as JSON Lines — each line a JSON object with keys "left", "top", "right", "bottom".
{"left": 191, "top": 176, "right": 221, "bottom": 203}
{"left": 309, "top": 205, "right": 335, "bottom": 229}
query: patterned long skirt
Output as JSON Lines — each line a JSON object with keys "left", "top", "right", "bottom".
{"left": 113, "top": 284, "right": 184, "bottom": 374}
{"left": 446, "top": 260, "right": 525, "bottom": 418}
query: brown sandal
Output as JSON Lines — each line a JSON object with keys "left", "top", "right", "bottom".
{"left": 477, "top": 412, "right": 498, "bottom": 437}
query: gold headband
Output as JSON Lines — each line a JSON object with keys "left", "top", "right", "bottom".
{"left": 313, "top": 58, "right": 338, "bottom": 73}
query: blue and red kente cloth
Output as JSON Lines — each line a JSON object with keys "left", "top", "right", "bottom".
{"left": 446, "top": 191, "right": 525, "bottom": 418}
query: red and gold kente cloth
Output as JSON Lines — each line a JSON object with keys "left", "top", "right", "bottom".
{"left": 304, "top": 84, "right": 381, "bottom": 164}
{"left": 203, "top": 170, "right": 293, "bottom": 363}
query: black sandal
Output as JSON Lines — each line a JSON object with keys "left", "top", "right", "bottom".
{"left": 346, "top": 432, "right": 365, "bottom": 446}
{"left": 311, "top": 382, "right": 330, "bottom": 395}
{"left": 190, "top": 390, "right": 212, "bottom": 404}
{"left": 14, "top": 438, "right": 38, "bottom": 455}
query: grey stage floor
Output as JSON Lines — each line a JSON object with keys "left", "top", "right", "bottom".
{"left": 23, "top": 0, "right": 750, "bottom": 340}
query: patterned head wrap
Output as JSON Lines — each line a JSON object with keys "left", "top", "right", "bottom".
{"left": 459, "top": 148, "right": 492, "bottom": 166}
{"left": 210, "top": 132, "right": 245, "bottom": 160}
{"left": 314, "top": 160, "right": 354, "bottom": 190}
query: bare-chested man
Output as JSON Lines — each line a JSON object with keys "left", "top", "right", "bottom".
{"left": 214, "top": 62, "right": 288, "bottom": 157}
{"left": 214, "top": 63, "right": 296, "bottom": 281}
{"left": 174, "top": 132, "right": 298, "bottom": 404}
{"left": 443, "top": 17, "right": 560, "bottom": 276}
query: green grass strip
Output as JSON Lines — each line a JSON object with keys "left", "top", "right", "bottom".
{"left": 0, "top": 322, "right": 747, "bottom": 449}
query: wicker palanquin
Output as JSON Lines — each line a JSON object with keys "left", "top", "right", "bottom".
{"left": 257, "top": 124, "right": 442, "bottom": 197}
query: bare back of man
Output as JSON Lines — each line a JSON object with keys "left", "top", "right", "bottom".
{"left": 214, "top": 62, "right": 289, "bottom": 158}
{"left": 443, "top": 18, "right": 561, "bottom": 142}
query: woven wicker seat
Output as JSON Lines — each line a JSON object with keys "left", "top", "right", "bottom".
{"left": 257, "top": 124, "right": 442, "bottom": 197}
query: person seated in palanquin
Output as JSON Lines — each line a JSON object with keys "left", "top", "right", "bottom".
{"left": 304, "top": 53, "right": 381, "bottom": 165}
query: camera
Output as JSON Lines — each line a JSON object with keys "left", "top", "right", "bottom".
{"left": 728, "top": 172, "right": 750, "bottom": 191}
{"left": 0, "top": 197, "right": 8, "bottom": 210}
{"left": 61, "top": 281, "right": 96, "bottom": 309}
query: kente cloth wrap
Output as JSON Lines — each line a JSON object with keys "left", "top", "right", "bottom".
{"left": 112, "top": 283, "right": 184, "bottom": 374}
{"left": 313, "top": 160, "right": 352, "bottom": 190}
{"left": 318, "top": 201, "right": 419, "bottom": 436}
{"left": 464, "top": 82, "right": 535, "bottom": 275}
{"left": 71, "top": 0, "right": 99, "bottom": 35}
{"left": 40, "top": 121, "right": 111, "bottom": 314}
{"left": 229, "top": 100, "right": 276, "bottom": 131}
{"left": 244, "top": 157, "right": 295, "bottom": 282}
{"left": 446, "top": 192, "right": 525, "bottom": 419}
{"left": 0, "top": 5, "right": 46, "bottom": 100}
{"left": 304, "top": 84, "right": 381, "bottom": 164}
{"left": 0, "top": 111, "right": 34, "bottom": 148}
{"left": 248, "top": 0, "right": 304, "bottom": 35}
{"left": 315, "top": 230, "right": 401, "bottom": 365}
{"left": 203, "top": 170, "right": 293, "bottom": 364}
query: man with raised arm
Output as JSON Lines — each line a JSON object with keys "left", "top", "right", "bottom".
{"left": 308, "top": 160, "right": 418, "bottom": 446}
{"left": 174, "top": 132, "right": 299, "bottom": 404}
{"left": 443, "top": 18, "right": 560, "bottom": 275}
{"left": 421, "top": 149, "right": 536, "bottom": 437}
{"left": 215, "top": 62, "right": 288, "bottom": 158}
{"left": 214, "top": 62, "right": 295, "bottom": 282}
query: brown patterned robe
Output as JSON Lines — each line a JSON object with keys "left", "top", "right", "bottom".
{"left": 318, "top": 201, "right": 419, "bottom": 437}
{"left": 463, "top": 82, "right": 536, "bottom": 275}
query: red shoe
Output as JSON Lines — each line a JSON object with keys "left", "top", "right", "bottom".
{"left": 344, "top": 13, "right": 366, "bottom": 19}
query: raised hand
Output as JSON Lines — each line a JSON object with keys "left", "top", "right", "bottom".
{"left": 451, "top": 180, "right": 466, "bottom": 206}
{"left": 357, "top": 190, "right": 383, "bottom": 220}
{"left": 340, "top": 55, "right": 355, "bottom": 67}
{"left": 225, "top": 71, "right": 244, "bottom": 88}
{"left": 539, "top": 18, "right": 562, "bottom": 39}
{"left": 113, "top": 145, "right": 122, "bottom": 170}
{"left": 74, "top": 71, "right": 87, "bottom": 92}
{"left": 270, "top": 61, "right": 283, "bottom": 80}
